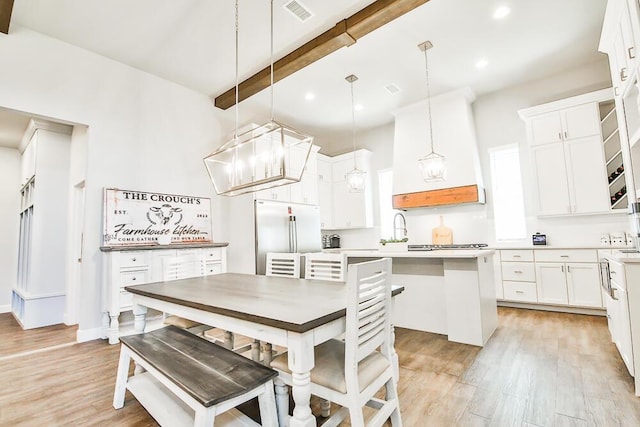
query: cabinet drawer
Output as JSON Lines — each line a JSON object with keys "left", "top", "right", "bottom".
{"left": 608, "top": 259, "right": 626, "bottom": 287}
{"left": 503, "top": 281, "right": 538, "bottom": 302}
{"left": 202, "top": 248, "right": 222, "bottom": 261}
{"left": 119, "top": 270, "right": 149, "bottom": 287}
{"left": 500, "top": 250, "right": 534, "bottom": 262}
{"left": 117, "top": 252, "right": 149, "bottom": 268}
{"left": 119, "top": 291, "right": 133, "bottom": 309}
{"left": 502, "top": 262, "right": 536, "bottom": 282}
{"left": 204, "top": 262, "right": 223, "bottom": 276}
{"left": 534, "top": 249, "right": 597, "bottom": 263}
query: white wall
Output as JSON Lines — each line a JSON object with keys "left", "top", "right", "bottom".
{"left": 0, "top": 26, "right": 230, "bottom": 338}
{"left": 0, "top": 148, "right": 21, "bottom": 312}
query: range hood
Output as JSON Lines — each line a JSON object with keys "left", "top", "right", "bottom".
{"left": 391, "top": 88, "right": 485, "bottom": 209}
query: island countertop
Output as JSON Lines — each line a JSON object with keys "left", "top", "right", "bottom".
{"left": 328, "top": 248, "right": 495, "bottom": 259}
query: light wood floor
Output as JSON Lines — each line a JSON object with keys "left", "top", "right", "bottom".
{"left": 1, "top": 308, "right": 640, "bottom": 426}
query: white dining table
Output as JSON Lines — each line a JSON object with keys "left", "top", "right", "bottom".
{"left": 126, "top": 272, "right": 402, "bottom": 427}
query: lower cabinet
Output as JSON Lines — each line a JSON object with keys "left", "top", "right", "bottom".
{"left": 103, "top": 245, "right": 228, "bottom": 344}
{"left": 606, "top": 259, "right": 634, "bottom": 376}
{"left": 498, "top": 248, "right": 603, "bottom": 309}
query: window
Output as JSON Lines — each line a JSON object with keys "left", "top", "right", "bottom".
{"left": 378, "top": 169, "right": 399, "bottom": 240}
{"left": 489, "top": 145, "right": 526, "bottom": 240}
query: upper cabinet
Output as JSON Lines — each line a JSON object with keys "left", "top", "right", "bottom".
{"left": 519, "top": 89, "right": 617, "bottom": 216}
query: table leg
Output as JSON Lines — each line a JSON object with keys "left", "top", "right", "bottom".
{"left": 133, "top": 303, "right": 147, "bottom": 334}
{"left": 287, "top": 332, "right": 316, "bottom": 427}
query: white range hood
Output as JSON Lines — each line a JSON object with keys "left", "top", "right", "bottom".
{"left": 391, "top": 87, "right": 485, "bottom": 208}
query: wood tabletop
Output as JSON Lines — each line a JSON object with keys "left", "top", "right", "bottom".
{"left": 126, "top": 273, "right": 404, "bottom": 333}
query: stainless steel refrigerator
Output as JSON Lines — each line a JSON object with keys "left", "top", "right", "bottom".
{"left": 254, "top": 200, "right": 322, "bottom": 275}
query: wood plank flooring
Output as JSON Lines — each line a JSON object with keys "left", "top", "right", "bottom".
{"left": 1, "top": 307, "right": 640, "bottom": 426}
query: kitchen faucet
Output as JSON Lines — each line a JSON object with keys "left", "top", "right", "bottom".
{"left": 393, "top": 212, "right": 407, "bottom": 240}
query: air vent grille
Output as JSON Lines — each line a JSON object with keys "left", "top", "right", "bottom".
{"left": 283, "top": 0, "right": 313, "bottom": 22}
{"left": 385, "top": 83, "right": 401, "bottom": 94}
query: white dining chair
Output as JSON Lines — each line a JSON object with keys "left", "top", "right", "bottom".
{"left": 271, "top": 258, "right": 402, "bottom": 427}
{"left": 266, "top": 252, "right": 301, "bottom": 278}
{"left": 304, "top": 252, "right": 347, "bottom": 282}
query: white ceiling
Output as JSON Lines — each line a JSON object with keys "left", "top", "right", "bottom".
{"left": 5, "top": 0, "right": 609, "bottom": 147}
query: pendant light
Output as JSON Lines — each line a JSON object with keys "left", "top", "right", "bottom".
{"left": 204, "top": 0, "right": 313, "bottom": 196}
{"left": 345, "top": 74, "right": 366, "bottom": 192}
{"left": 417, "top": 41, "right": 446, "bottom": 182}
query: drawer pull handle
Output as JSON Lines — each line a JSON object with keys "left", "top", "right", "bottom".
{"left": 560, "top": 255, "right": 569, "bottom": 258}
{"left": 611, "top": 271, "right": 617, "bottom": 275}
{"left": 514, "top": 270, "right": 523, "bottom": 274}
{"left": 515, "top": 290, "right": 525, "bottom": 294}
{"left": 513, "top": 255, "right": 521, "bottom": 258}
{"left": 132, "top": 277, "right": 136, "bottom": 281}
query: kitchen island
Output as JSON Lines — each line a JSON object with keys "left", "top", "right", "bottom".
{"left": 338, "top": 248, "right": 497, "bottom": 347}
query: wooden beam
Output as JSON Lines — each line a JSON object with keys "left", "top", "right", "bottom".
{"left": 0, "top": 0, "right": 14, "bottom": 34}
{"left": 214, "top": 0, "right": 431, "bottom": 110}
{"left": 392, "top": 185, "right": 486, "bottom": 209}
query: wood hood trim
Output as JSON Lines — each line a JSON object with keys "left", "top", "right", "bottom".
{"left": 214, "top": 0, "right": 431, "bottom": 110}
{"left": 0, "top": 0, "right": 14, "bottom": 34}
{"left": 392, "top": 185, "right": 486, "bottom": 209}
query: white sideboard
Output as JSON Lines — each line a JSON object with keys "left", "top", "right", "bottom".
{"left": 497, "top": 248, "right": 604, "bottom": 313}
{"left": 101, "top": 244, "right": 228, "bottom": 344}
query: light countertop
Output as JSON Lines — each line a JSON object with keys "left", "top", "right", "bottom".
{"left": 330, "top": 249, "right": 495, "bottom": 259}
{"left": 600, "top": 249, "right": 640, "bottom": 263}
{"left": 495, "top": 246, "right": 633, "bottom": 250}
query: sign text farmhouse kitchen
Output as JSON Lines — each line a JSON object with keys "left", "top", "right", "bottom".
{"left": 103, "top": 188, "right": 212, "bottom": 246}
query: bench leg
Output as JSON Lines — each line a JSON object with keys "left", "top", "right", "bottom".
{"left": 113, "top": 346, "right": 131, "bottom": 409}
{"left": 274, "top": 376, "right": 289, "bottom": 427}
{"left": 223, "top": 330, "right": 234, "bottom": 350}
{"left": 320, "top": 399, "right": 331, "bottom": 418}
{"left": 251, "top": 339, "right": 261, "bottom": 362}
{"left": 258, "top": 380, "right": 279, "bottom": 427}
{"left": 263, "top": 342, "right": 273, "bottom": 366}
{"left": 194, "top": 406, "right": 216, "bottom": 427}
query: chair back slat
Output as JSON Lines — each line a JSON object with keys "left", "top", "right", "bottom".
{"left": 266, "top": 252, "right": 301, "bottom": 278}
{"left": 163, "top": 255, "right": 204, "bottom": 281}
{"left": 345, "top": 258, "right": 392, "bottom": 365}
{"left": 304, "top": 253, "right": 347, "bottom": 282}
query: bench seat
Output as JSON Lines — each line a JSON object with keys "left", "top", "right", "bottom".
{"left": 113, "top": 325, "right": 279, "bottom": 426}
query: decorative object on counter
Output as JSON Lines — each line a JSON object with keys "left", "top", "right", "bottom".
{"left": 203, "top": 0, "right": 313, "bottom": 196}
{"left": 329, "top": 234, "right": 341, "bottom": 249}
{"left": 344, "top": 74, "right": 366, "bottom": 192}
{"left": 532, "top": 232, "right": 547, "bottom": 246}
{"left": 432, "top": 215, "right": 453, "bottom": 245}
{"left": 379, "top": 238, "right": 409, "bottom": 245}
{"left": 102, "top": 188, "right": 212, "bottom": 247}
{"left": 379, "top": 237, "right": 409, "bottom": 252}
{"left": 417, "top": 40, "right": 446, "bottom": 182}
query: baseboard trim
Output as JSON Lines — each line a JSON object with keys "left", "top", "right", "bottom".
{"left": 498, "top": 301, "right": 606, "bottom": 316}
{"left": 77, "top": 327, "right": 105, "bottom": 343}
{"left": 0, "top": 304, "right": 10, "bottom": 314}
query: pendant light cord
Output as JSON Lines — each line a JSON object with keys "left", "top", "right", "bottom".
{"left": 423, "top": 46, "right": 434, "bottom": 154}
{"left": 270, "top": 0, "right": 274, "bottom": 122}
{"left": 234, "top": 0, "right": 239, "bottom": 140}
{"left": 350, "top": 79, "right": 357, "bottom": 169}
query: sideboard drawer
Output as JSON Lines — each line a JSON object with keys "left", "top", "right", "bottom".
{"left": 202, "top": 248, "right": 222, "bottom": 261}
{"left": 117, "top": 251, "right": 150, "bottom": 268}
{"left": 500, "top": 250, "right": 534, "bottom": 262}
{"left": 503, "top": 281, "right": 537, "bottom": 302}
{"left": 119, "top": 270, "right": 149, "bottom": 287}
{"left": 502, "top": 262, "right": 536, "bottom": 282}
{"left": 204, "top": 262, "right": 223, "bottom": 276}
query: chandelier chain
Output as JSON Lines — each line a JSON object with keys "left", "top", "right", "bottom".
{"left": 270, "top": 0, "right": 274, "bottom": 121}
{"left": 234, "top": 0, "right": 239, "bottom": 140}
{"left": 350, "top": 79, "right": 357, "bottom": 169}
{"left": 424, "top": 46, "right": 434, "bottom": 154}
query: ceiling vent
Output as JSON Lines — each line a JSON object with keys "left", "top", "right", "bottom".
{"left": 283, "top": 0, "right": 313, "bottom": 22}
{"left": 385, "top": 83, "right": 401, "bottom": 94}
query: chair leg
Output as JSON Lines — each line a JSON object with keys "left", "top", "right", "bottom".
{"left": 262, "top": 342, "right": 273, "bottom": 366}
{"left": 386, "top": 377, "right": 403, "bottom": 427}
{"left": 257, "top": 380, "right": 279, "bottom": 427}
{"left": 274, "top": 377, "right": 289, "bottom": 427}
{"left": 251, "top": 339, "right": 261, "bottom": 362}
{"left": 112, "top": 346, "right": 131, "bottom": 409}
{"left": 320, "top": 399, "right": 331, "bottom": 417}
{"left": 348, "top": 407, "right": 365, "bottom": 427}
{"left": 223, "top": 330, "right": 234, "bottom": 350}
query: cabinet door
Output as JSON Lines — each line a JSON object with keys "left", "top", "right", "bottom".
{"left": 532, "top": 143, "right": 571, "bottom": 215}
{"left": 332, "top": 181, "right": 366, "bottom": 228}
{"left": 612, "top": 285, "right": 635, "bottom": 376}
{"left": 535, "top": 263, "right": 568, "bottom": 304}
{"left": 564, "top": 136, "right": 610, "bottom": 214}
{"left": 562, "top": 103, "right": 600, "bottom": 140}
{"left": 530, "top": 111, "right": 563, "bottom": 145}
{"left": 566, "top": 263, "right": 603, "bottom": 308}
{"left": 318, "top": 179, "right": 333, "bottom": 229}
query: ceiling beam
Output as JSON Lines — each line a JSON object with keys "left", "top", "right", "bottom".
{"left": 0, "top": 0, "right": 14, "bottom": 34}
{"left": 214, "top": 0, "right": 431, "bottom": 110}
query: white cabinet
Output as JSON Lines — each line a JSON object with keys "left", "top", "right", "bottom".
{"left": 534, "top": 250, "right": 602, "bottom": 308}
{"left": 256, "top": 145, "right": 319, "bottom": 204}
{"left": 520, "top": 90, "right": 615, "bottom": 216}
{"left": 103, "top": 245, "right": 228, "bottom": 344}
{"left": 529, "top": 103, "right": 601, "bottom": 146}
{"left": 12, "top": 122, "right": 72, "bottom": 329}
{"left": 606, "top": 259, "right": 634, "bottom": 376}
{"left": 500, "top": 250, "right": 537, "bottom": 303}
{"left": 317, "top": 149, "right": 373, "bottom": 230}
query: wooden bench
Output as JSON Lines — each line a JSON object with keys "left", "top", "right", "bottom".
{"left": 113, "top": 325, "right": 279, "bottom": 427}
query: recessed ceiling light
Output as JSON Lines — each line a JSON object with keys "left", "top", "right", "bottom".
{"left": 354, "top": 104, "right": 363, "bottom": 111}
{"left": 475, "top": 59, "right": 488, "bottom": 69}
{"left": 305, "top": 92, "right": 315, "bottom": 101}
{"left": 493, "top": 6, "right": 510, "bottom": 19}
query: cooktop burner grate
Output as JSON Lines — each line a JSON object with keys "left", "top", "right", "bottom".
{"left": 407, "top": 243, "right": 489, "bottom": 251}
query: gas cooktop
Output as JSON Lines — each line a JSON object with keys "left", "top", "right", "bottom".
{"left": 407, "top": 243, "right": 489, "bottom": 251}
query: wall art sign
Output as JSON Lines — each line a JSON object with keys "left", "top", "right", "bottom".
{"left": 103, "top": 188, "right": 212, "bottom": 246}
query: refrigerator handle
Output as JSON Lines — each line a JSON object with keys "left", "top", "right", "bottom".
{"left": 288, "top": 216, "right": 293, "bottom": 252}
